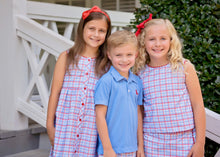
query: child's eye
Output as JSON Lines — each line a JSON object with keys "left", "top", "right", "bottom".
{"left": 100, "top": 29, "right": 106, "bottom": 33}
{"left": 116, "top": 54, "right": 121, "bottom": 56}
{"left": 89, "top": 27, "right": 95, "bottom": 30}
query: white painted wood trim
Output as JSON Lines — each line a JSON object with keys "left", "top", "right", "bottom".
{"left": 16, "top": 15, "right": 74, "bottom": 57}
{"left": 22, "top": 39, "right": 49, "bottom": 109}
{"left": 27, "top": 1, "right": 83, "bottom": 22}
{"left": 16, "top": 15, "right": 74, "bottom": 128}
{"left": 27, "top": 1, "right": 135, "bottom": 26}
{"left": 50, "top": 21, "right": 58, "bottom": 33}
{"left": 64, "top": 23, "right": 74, "bottom": 39}
{"left": 215, "top": 149, "right": 220, "bottom": 157}
{"left": 205, "top": 108, "right": 220, "bottom": 144}
{"left": 17, "top": 98, "right": 46, "bottom": 127}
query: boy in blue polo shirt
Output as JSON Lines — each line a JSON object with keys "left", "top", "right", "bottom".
{"left": 94, "top": 30, "right": 144, "bottom": 157}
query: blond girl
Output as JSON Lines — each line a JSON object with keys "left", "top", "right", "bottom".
{"left": 134, "top": 18, "right": 206, "bottom": 157}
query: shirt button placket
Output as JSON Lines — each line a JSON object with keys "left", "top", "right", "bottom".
{"left": 77, "top": 58, "right": 91, "bottom": 151}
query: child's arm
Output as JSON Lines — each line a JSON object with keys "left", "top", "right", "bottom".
{"left": 46, "top": 51, "right": 67, "bottom": 147}
{"left": 96, "top": 105, "right": 117, "bottom": 157}
{"left": 136, "top": 105, "right": 145, "bottom": 157}
{"left": 184, "top": 61, "right": 206, "bottom": 157}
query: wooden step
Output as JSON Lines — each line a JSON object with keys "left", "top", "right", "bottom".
{"left": 5, "top": 149, "right": 50, "bottom": 157}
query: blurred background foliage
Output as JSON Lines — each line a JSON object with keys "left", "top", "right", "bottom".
{"left": 130, "top": 0, "right": 220, "bottom": 156}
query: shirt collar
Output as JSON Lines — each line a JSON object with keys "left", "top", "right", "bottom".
{"left": 109, "top": 66, "right": 137, "bottom": 83}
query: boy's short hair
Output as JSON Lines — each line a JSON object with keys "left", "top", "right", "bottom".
{"left": 107, "top": 30, "right": 137, "bottom": 51}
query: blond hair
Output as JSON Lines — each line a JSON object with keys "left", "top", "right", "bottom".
{"left": 107, "top": 30, "right": 138, "bottom": 52}
{"left": 99, "top": 30, "right": 138, "bottom": 74}
{"left": 133, "top": 19, "right": 184, "bottom": 74}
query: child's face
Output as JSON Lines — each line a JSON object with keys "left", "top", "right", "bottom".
{"left": 108, "top": 43, "right": 137, "bottom": 78}
{"left": 83, "top": 19, "right": 108, "bottom": 50}
{"left": 145, "top": 24, "right": 171, "bottom": 64}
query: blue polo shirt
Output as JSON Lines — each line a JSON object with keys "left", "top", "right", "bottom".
{"left": 94, "top": 66, "right": 143, "bottom": 155}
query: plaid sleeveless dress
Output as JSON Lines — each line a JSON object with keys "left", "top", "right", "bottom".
{"left": 139, "top": 63, "right": 195, "bottom": 156}
{"left": 50, "top": 56, "right": 98, "bottom": 157}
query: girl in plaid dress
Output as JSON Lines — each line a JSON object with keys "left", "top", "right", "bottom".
{"left": 46, "top": 6, "right": 111, "bottom": 157}
{"left": 133, "top": 17, "right": 206, "bottom": 157}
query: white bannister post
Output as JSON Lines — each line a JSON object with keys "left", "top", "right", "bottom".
{"left": 0, "top": 0, "right": 28, "bottom": 130}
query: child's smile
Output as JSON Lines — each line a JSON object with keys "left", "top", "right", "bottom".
{"left": 108, "top": 44, "right": 137, "bottom": 79}
{"left": 145, "top": 24, "right": 171, "bottom": 66}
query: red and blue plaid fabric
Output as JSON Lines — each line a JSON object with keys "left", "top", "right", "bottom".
{"left": 139, "top": 64, "right": 195, "bottom": 133}
{"left": 144, "top": 129, "right": 196, "bottom": 156}
{"left": 50, "top": 56, "right": 99, "bottom": 157}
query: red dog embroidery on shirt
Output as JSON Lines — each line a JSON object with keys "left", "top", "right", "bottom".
{"left": 136, "top": 89, "right": 138, "bottom": 95}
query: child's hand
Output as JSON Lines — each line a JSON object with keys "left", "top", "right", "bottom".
{"left": 136, "top": 146, "right": 145, "bottom": 157}
{"left": 187, "top": 142, "right": 204, "bottom": 157}
{"left": 47, "top": 125, "right": 55, "bottom": 147}
{"left": 103, "top": 148, "right": 117, "bottom": 157}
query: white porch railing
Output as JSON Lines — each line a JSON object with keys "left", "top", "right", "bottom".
{"left": 16, "top": 14, "right": 73, "bottom": 126}
{"left": 15, "top": 1, "right": 220, "bottom": 156}
{"left": 26, "top": 1, "right": 134, "bottom": 39}
{"left": 16, "top": 1, "right": 134, "bottom": 128}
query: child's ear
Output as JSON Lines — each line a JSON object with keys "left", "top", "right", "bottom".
{"left": 107, "top": 51, "right": 111, "bottom": 60}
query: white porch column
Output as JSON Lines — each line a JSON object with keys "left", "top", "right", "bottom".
{"left": 0, "top": 0, "right": 28, "bottom": 130}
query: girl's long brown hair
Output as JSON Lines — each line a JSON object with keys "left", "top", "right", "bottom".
{"left": 67, "top": 11, "right": 111, "bottom": 77}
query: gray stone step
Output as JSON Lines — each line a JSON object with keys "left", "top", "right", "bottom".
{"left": 4, "top": 149, "right": 50, "bottom": 157}
{"left": 0, "top": 124, "right": 49, "bottom": 157}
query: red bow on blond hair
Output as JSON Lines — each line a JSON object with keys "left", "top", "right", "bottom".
{"left": 82, "top": 6, "right": 110, "bottom": 21}
{"left": 135, "top": 14, "right": 153, "bottom": 36}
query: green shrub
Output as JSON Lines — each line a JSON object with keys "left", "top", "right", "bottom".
{"left": 130, "top": 0, "right": 220, "bottom": 155}
{"left": 131, "top": 0, "right": 220, "bottom": 113}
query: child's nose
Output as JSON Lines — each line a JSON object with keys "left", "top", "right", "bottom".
{"left": 122, "top": 56, "right": 127, "bottom": 62}
{"left": 155, "top": 40, "right": 161, "bottom": 46}
{"left": 94, "top": 30, "right": 99, "bottom": 36}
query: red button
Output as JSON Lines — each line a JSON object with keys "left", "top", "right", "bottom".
{"left": 84, "top": 87, "right": 86, "bottom": 90}
{"left": 85, "top": 72, "right": 88, "bottom": 75}
{"left": 74, "top": 150, "right": 76, "bottom": 153}
{"left": 77, "top": 134, "right": 79, "bottom": 137}
{"left": 79, "top": 118, "right": 81, "bottom": 121}
{"left": 82, "top": 103, "right": 84, "bottom": 106}
{"left": 88, "top": 59, "right": 90, "bottom": 61}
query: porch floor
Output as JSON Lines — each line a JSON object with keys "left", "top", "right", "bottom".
{"left": 5, "top": 149, "right": 50, "bottom": 157}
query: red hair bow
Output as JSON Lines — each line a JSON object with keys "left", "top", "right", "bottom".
{"left": 82, "top": 6, "right": 110, "bottom": 21}
{"left": 135, "top": 13, "right": 153, "bottom": 36}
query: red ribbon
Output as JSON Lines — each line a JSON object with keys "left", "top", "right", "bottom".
{"left": 135, "top": 14, "right": 153, "bottom": 36}
{"left": 82, "top": 6, "right": 110, "bottom": 21}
